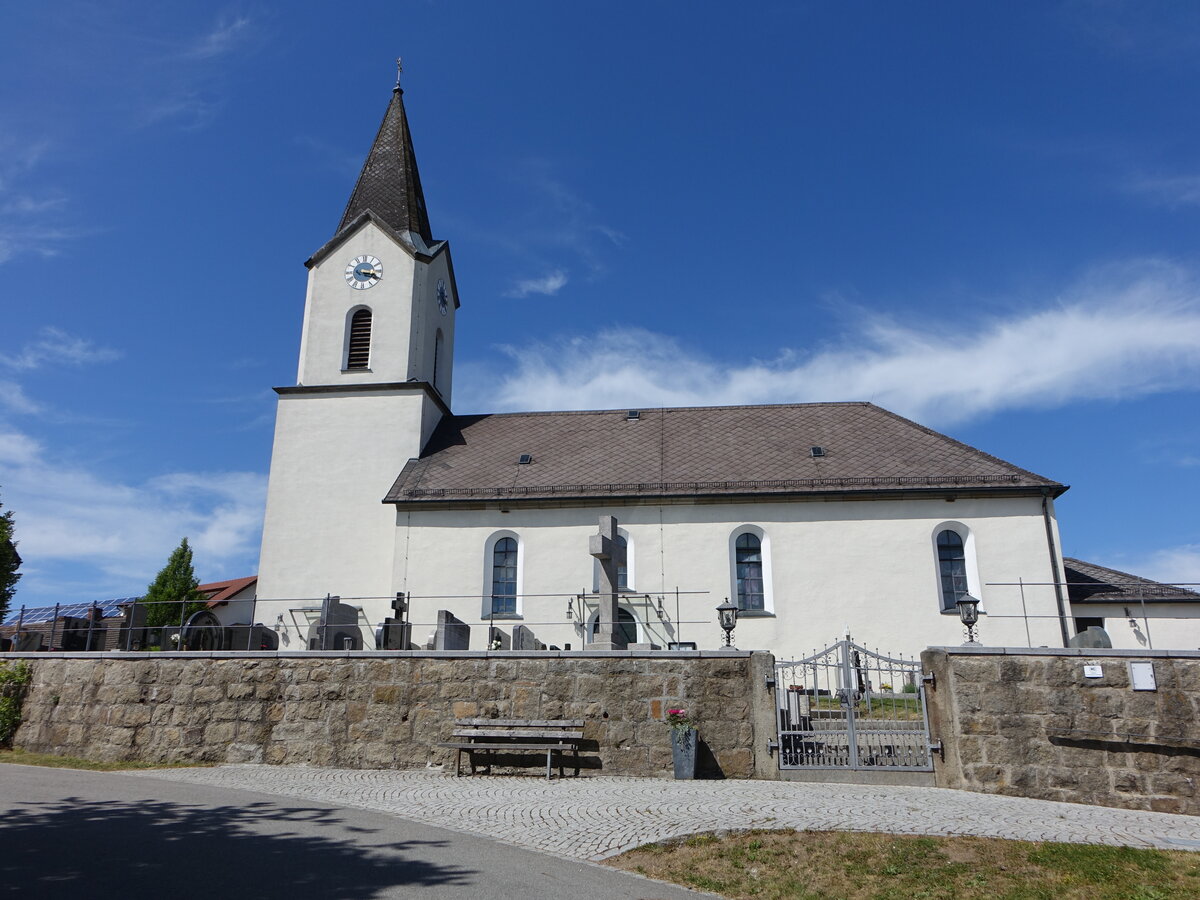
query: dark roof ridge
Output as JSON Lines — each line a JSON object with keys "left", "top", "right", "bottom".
{"left": 1064, "top": 557, "right": 1197, "bottom": 592}
{"left": 867, "top": 403, "right": 1065, "bottom": 491}
{"left": 447, "top": 400, "right": 874, "bottom": 420}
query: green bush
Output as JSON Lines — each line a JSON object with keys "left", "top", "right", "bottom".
{"left": 0, "top": 660, "right": 32, "bottom": 746}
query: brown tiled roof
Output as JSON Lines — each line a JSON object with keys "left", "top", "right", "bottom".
{"left": 1063, "top": 558, "right": 1200, "bottom": 604}
{"left": 335, "top": 87, "right": 432, "bottom": 243}
{"left": 384, "top": 402, "right": 1065, "bottom": 506}
{"left": 198, "top": 575, "right": 257, "bottom": 607}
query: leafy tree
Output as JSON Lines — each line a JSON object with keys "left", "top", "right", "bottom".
{"left": 143, "top": 537, "right": 208, "bottom": 630}
{"left": 0, "top": 491, "right": 20, "bottom": 623}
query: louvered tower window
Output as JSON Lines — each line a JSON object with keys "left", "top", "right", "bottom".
{"left": 346, "top": 308, "right": 372, "bottom": 369}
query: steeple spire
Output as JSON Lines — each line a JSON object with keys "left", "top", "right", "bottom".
{"left": 335, "top": 62, "right": 433, "bottom": 243}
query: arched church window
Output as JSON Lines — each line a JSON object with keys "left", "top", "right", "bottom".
{"left": 937, "top": 529, "right": 969, "bottom": 612}
{"left": 588, "top": 607, "right": 639, "bottom": 645}
{"left": 433, "top": 329, "right": 444, "bottom": 389}
{"left": 615, "top": 535, "right": 628, "bottom": 591}
{"left": 345, "top": 308, "right": 372, "bottom": 369}
{"left": 592, "top": 532, "right": 632, "bottom": 592}
{"left": 735, "top": 532, "right": 765, "bottom": 611}
{"left": 490, "top": 536, "right": 518, "bottom": 616}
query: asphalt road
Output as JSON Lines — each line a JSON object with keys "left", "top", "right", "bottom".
{"left": 0, "top": 765, "right": 706, "bottom": 899}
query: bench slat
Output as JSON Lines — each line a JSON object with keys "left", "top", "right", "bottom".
{"left": 452, "top": 729, "right": 584, "bottom": 739}
{"left": 439, "top": 742, "right": 577, "bottom": 751}
{"left": 451, "top": 724, "right": 583, "bottom": 729}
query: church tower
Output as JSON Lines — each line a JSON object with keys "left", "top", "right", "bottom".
{"left": 256, "top": 65, "right": 459, "bottom": 607}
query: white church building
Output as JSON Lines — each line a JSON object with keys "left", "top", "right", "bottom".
{"left": 254, "top": 75, "right": 1079, "bottom": 657}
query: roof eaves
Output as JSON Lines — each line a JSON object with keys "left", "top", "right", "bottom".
{"left": 866, "top": 403, "right": 1067, "bottom": 494}
{"left": 305, "top": 211, "right": 439, "bottom": 269}
{"left": 384, "top": 478, "right": 1054, "bottom": 507}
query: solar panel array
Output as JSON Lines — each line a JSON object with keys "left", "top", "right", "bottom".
{"left": 2, "top": 599, "right": 138, "bottom": 626}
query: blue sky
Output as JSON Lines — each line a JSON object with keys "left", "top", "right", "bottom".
{"left": 2, "top": 1, "right": 1199, "bottom": 607}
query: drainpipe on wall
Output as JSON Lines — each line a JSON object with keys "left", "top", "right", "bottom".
{"left": 1041, "top": 489, "right": 1070, "bottom": 647}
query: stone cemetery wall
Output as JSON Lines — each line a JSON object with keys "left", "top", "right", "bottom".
{"left": 922, "top": 647, "right": 1200, "bottom": 815}
{"left": 11, "top": 650, "right": 771, "bottom": 778}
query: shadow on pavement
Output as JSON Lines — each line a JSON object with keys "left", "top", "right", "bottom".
{"left": 0, "top": 795, "right": 475, "bottom": 898}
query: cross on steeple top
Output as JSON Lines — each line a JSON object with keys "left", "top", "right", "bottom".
{"left": 394, "top": 57, "right": 403, "bottom": 92}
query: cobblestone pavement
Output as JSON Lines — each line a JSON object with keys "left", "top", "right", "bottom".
{"left": 133, "top": 766, "right": 1200, "bottom": 862}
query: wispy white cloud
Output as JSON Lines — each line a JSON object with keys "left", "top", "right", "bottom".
{"left": 1123, "top": 172, "right": 1200, "bottom": 208}
{"left": 1060, "top": 0, "right": 1200, "bottom": 60}
{"left": 0, "top": 382, "right": 41, "bottom": 415}
{"left": 139, "top": 92, "right": 222, "bottom": 131}
{"left": 0, "top": 135, "right": 82, "bottom": 265}
{"left": 1113, "top": 544, "right": 1200, "bottom": 587}
{"left": 0, "top": 327, "right": 122, "bottom": 372}
{"left": 0, "top": 428, "right": 265, "bottom": 602}
{"left": 476, "top": 162, "right": 625, "bottom": 287}
{"left": 181, "top": 15, "right": 253, "bottom": 61}
{"left": 462, "top": 261, "right": 1200, "bottom": 425}
{"left": 505, "top": 269, "right": 569, "bottom": 298}
{"left": 294, "top": 135, "right": 362, "bottom": 179}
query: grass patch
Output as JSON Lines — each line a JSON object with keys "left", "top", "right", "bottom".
{"left": 0, "top": 748, "right": 212, "bottom": 771}
{"left": 606, "top": 829, "right": 1200, "bottom": 899}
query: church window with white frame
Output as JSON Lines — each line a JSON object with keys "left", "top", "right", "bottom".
{"left": 486, "top": 532, "right": 521, "bottom": 617}
{"left": 592, "top": 530, "right": 632, "bottom": 592}
{"left": 934, "top": 523, "right": 979, "bottom": 613}
{"left": 736, "top": 533, "right": 765, "bottom": 610}
{"left": 345, "top": 307, "right": 372, "bottom": 369}
{"left": 730, "top": 527, "right": 772, "bottom": 613}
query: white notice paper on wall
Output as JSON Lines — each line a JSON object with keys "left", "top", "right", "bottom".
{"left": 1129, "top": 662, "right": 1157, "bottom": 691}
{"left": 1083, "top": 664, "right": 1103, "bottom": 678}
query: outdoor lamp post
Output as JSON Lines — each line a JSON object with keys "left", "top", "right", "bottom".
{"left": 955, "top": 594, "right": 981, "bottom": 645}
{"left": 716, "top": 598, "right": 739, "bottom": 648}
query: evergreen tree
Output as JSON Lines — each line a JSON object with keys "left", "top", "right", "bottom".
{"left": 0, "top": 491, "right": 20, "bottom": 622}
{"left": 143, "top": 537, "right": 207, "bottom": 630}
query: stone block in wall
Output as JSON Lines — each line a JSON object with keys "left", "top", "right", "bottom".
{"left": 926, "top": 648, "right": 1200, "bottom": 816}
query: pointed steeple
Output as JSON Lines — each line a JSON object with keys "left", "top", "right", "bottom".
{"left": 335, "top": 61, "right": 433, "bottom": 244}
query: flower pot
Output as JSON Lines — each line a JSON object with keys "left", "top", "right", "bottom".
{"left": 671, "top": 727, "right": 698, "bottom": 779}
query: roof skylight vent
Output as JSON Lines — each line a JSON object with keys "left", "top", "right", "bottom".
{"left": 517, "top": 454, "right": 533, "bottom": 465}
{"left": 626, "top": 410, "right": 641, "bottom": 420}
{"left": 810, "top": 446, "right": 826, "bottom": 458}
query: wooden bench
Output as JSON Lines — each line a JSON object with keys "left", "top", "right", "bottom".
{"left": 438, "top": 718, "right": 585, "bottom": 780}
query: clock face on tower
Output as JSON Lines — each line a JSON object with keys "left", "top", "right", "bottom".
{"left": 436, "top": 278, "right": 449, "bottom": 315}
{"left": 345, "top": 255, "right": 383, "bottom": 290}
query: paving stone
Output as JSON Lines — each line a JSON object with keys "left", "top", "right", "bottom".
{"left": 131, "top": 766, "right": 1200, "bottom": 862}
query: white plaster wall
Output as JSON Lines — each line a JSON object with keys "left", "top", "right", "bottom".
{"left": 210, "top": 598, "right": 255, "bottom": 627}
{"left": 409, "top": 249, "right": 456, "bottom": 404}
{"left": 1070, "top": 602, "right": 1200, "bottom": 651}
{"left": 377, "top": 494, "right": 1066, "bottom": 658}
{"left": 257, "top": 390, "right": 429, "bottom": 607}
{"left": 297, "top": 221, "right": 419, "bottom": 385}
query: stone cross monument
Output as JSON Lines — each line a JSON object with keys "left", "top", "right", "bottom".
{"left": 588, "top": 514, "right": 627, "bottom": 650}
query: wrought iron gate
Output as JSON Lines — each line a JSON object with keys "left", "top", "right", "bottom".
{"left": 772, "top": 636, "right": 934, "bottom": 771}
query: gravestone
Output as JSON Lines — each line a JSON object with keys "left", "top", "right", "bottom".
{"left": 512, "top": 624, "right": 545, "bottom": 651}
{"left": 119, "top": 602, "right": 149, "bottom": 650}
{"left": 487, "top": 625, "right": 511, "bottom": 650}
{"left": 588, "top": 514, "right": 628, "bottom": 650}
{"left": 307, "top": 595, "right": 363, "bottom": 650}
{"left": 1067, "top": 625, "right": 1113, "bottom": 649}
{"left": 376, "top": 595, "right": 412, "bottom": 650}
{"left": 434, "top": 610, "right": 470, "bottom": 650}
